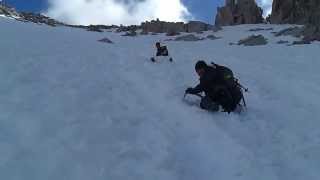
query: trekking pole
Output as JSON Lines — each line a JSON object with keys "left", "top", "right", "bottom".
{"left": 235, "top": 78, "right": 249, "bottom": 92}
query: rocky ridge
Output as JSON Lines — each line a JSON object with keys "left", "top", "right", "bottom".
{"left": 215, "top": 0, "right": 263, "bottom": 26}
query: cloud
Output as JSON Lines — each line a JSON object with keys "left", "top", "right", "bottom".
{"left": 46, "top": 0, "right": 192, "bottom": 25}
{"left": 256, "top": 0, "right": 273, "bottom": 17}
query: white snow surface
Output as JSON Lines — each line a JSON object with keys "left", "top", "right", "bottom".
{"left": 0, "top": 18, "right": 320, "bottom": 180}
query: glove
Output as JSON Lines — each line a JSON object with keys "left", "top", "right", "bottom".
{"left": 185, "top": 87, "right": 194, "bottom": 94}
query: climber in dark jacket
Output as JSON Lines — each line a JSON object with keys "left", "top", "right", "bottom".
{"left": 151, "top": 42, "right": 173, "bottom": 62}
{"left": 185, "top": 60, "right": 242, "bottom": 113}
{"left": 156, "top": 42, "right": 169, "bottom": 56}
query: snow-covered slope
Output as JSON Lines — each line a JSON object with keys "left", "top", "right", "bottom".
{"left": 0, "top": 17, "right": 320, "bottom": 180}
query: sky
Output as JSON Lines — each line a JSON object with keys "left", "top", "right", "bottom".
{"left": 4, "top": 0, "right": 272, "bottom": 25}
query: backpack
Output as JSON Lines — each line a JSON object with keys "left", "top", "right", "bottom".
{"left": 211, "top": 62, "right": 248, "bottom": 112}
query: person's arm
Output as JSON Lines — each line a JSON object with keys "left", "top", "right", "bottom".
{"left": 186, "top": 83, "right": 204, "bottom": 94}
{"left": 190, "top": 84, "right": 203, "bottom": 94}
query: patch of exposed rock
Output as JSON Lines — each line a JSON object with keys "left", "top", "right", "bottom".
{"left": 291, "top": 40, "right": 311, "bottom": 45}
{"left": 98, "top": 38, "right": 114, "bottom": 44}
{"left": 215, "top": 0, "right": 263, "bottom": 26}
{"left": 238, "top": 35, "right": 268, "bottom": 46}
{"left": 274, "top": 27, "right": 304, "bottom": 37}
{"left": 302, "top": 25, "right": 320, "bottom": 42}
{"left": 122, "top": 31, "right": 137, "bottom": 37}
{"left": 174, "top": 34, "right": 204, "bottom": 41}
{"left": 249, "top": 27, "right": 274, "bottom": 32}
{"left": 0, "top": 4, "right": 20, "bottom": 17}
{"left": 274, "top": 26, "right": 320, "bottom": 43}
{"left": 20, "top": 12, "right": 63, "bottom": 26}
{"left": 277, "top": 40, "right": 289, "bottom": 44}
{"left": 166, "top": 31, "right": 181, "bottom": 36}
{"left": 206, "top": 35, "right": 221, "bottom": 40}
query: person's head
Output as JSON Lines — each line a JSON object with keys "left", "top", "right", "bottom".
{"left": 155, "top": 42, "right": 161, "bottom": 49}
{"left": 195, "top": 60, "right": 208, "bottom": 77}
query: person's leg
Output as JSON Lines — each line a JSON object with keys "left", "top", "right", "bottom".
{"left": 200, "top": 96, "right": 219, "bottom": 112}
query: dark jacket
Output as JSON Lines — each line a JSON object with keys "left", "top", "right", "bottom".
{"left": 189, "top": 66, "right": 242, "bottom": 112}
{"left": 156, "top": 46, "right": 169, "bottom": 56}
{"left": 189, "top": 66, "right": 221, "bottom": 97}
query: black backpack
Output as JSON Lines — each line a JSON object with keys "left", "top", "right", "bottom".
{"left": 211, "top": 62, "right": 248, "bottom": 112}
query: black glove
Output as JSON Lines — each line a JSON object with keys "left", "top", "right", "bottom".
{"left": 185, "top": 87, "right": 194, "bottom": 94}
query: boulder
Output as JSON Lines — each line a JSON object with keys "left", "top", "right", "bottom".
{"left": 215, "top": 0, "right": 263, "bottom": 26}
{"left": 238, "top": 35, "right": 268, "bottom": 46}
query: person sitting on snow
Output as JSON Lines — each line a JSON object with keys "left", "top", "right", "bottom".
{"left": 185, "top": 60, "right": 243, "bottom": 113}
{"left": 151, "top": 42, "right": 173, "bottom": 62}
{"left": 156, "top": 42, "right": 169, "bottom": 56}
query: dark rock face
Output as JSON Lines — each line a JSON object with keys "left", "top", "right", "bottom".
{"left": 270, "top": 0, "right": 320, "bottom": 25}
{"left": 215, "top": 0, "right": 263, "bottom": 26}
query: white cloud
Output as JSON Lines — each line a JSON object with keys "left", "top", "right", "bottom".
{"left": 46, "top": 0, "right": 192, "bottom": 25}
{"left": 256, "top": 0, "right": 273, "bottom": 17}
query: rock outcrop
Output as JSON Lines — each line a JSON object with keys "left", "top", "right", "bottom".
{"left": 215, "top": 0, "right": 263, "bottom": 26}
{"left": 270, "top": 0, "right": 320, "bottom": 25}
{"left": 20, "top": 12, "right": 63, "bottom": 26}
{"left": 238, "top": 35, "right": 268, "bottom": 46}
{"left": 141, "top": 19, "right": 213, "bottom": 34}
{"left": 186, "top": 21, "right": 213, "bottom": 33}
{"left": 270, "top": 0, "right": 320, "bottom": 42}
{"left": 0, "top": 3, "right": 20, "bottom": 17}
